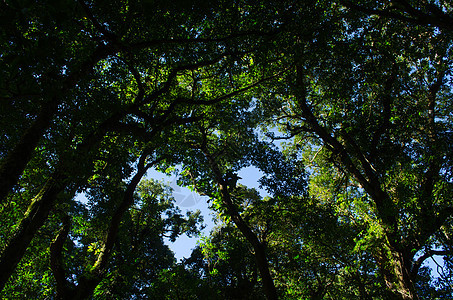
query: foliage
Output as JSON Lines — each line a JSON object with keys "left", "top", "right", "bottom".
{"left": 1, "top": 0, "right": 452, "bottom": 299}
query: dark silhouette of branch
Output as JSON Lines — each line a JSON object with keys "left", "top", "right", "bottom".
{"left": 341, "top": 1, "right": 453, "bottom": 32}
{"left": 50, "top": 213, "right": 73, "bottom": 299}
{"left": 411, "top": 249, "right": 452, "bottom": 279}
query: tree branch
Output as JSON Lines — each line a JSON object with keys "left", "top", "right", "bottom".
{"left": 70, "top": 151, "right": 154, "bottom": 299}
{"left": 295, "top": 65, "right": 398, "bottom": 232}
{"left": 341, "top": 1, "right": 453, "bottom": 32}
{"left": 411, "top": 249, "right": 452, "bottom": 279}
{"left": 195, "top": 130, "right": 278, "bottom": 300}
{"left": 77, "top": 0, "right": 119, "bottom": 43}
{"left": 370, "top": 62, "right": 398, "bottom": 156}
{"left": 50, "top": 213, "right": 73, "bottom": 298}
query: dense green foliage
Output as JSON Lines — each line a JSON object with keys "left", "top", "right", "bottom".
{"left": 1, "top": 0, "right": 452, "bottom": 299}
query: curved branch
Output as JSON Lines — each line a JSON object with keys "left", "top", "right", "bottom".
{"left": 411, "top": 249, "right": 452, "bottom": 279}
{"left": 341, "top": 1, "right": 453, "bottom": 32}
{"left": 70, "top": 151, "right": 164, "bottom": 299}
{"left": 197, "top": 134, "right": 278, "bottom": 300}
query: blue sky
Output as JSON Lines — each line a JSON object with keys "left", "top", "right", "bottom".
{"left": 147, "top": 166, "right": 267, "bottom": 261}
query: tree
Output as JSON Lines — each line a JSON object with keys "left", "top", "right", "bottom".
{"left": 195, "top": 224, "right": 265, "bottom": 299}
{"left": 341, "top": 0, "right": 453, "bottom": 33}
{"left": 50, "top": 177, "right": 202, "bottom": 300}
{"left": 175, "top": 116, "right": 280, "bottom": 299}
{"left": 1, "top": 0, "right": 291, "bottom": 295}
{"left": 168, "top": 89, "right": 310, "bottom": 299}
{"left": 266, "top": 1, "right": 453, "bottom": 298}
{"left": 2, "top": 1, "right": 452, "bottom": 298}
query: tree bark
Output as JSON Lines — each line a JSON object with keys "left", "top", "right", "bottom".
{"left": 0, "top": 97, "right": 59, "bottom": 203}
{"left": 59, "top": 153, "right": 151, "bottom": 300}
{"left": 0, "top": 172, "right": 66, "bottom": 290}
{"left": 295, "top": 66, "right": 419, "bottom": 300}
{"left": 50, "top": 213, "right": 73, "bottom": 299}
{"left": 202, "top": 147, "right": 278, "bottom": 300}
{"left": 376, "top": 248, "right": 418, "bottom": 300}
{"left": 0, "top": 45, "right": 115, "bottom": 204}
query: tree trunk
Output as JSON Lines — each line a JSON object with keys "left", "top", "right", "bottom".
{"left": 50, "top": 213, "right": 73, "bottom": 299}
{"left": 0, "top": 173, "right": 66, "bottom": 290}
{"left": 0, "top": 98, "right": 59, "bottom": 203}
{"left": 253, "top": 241, "right": 278, "bottom": 300}
{"left": 52, "top": 153, "right": 151, "bottom": 299}
{"left": 220, "top": 185, "right": 278, "bottom": 300}
{"left": 0, "top": 44, "right": 115, "bottom": 204}
{"left": 203, "top": 149, "right": 278, "bottom": 300}
{"left": 376, "top": 246, "right": 418, "bottom": 300}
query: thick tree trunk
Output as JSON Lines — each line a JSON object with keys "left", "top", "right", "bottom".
{"left": 50, "top": 213, "right": 73, "bottom": 299}
{"left": 0, "top": 45, "right": 115, "bottom": 204}
{"left": 0, "top": 173, "right": 65, "bottom": 290}
{"left": 377, "top": 248, "right": 418, "bottom": 300}
{"left": 0, "top": 98, "right": 59, "bottom": 203}
{"left": 252, "top": 241, "right": 278, "bottom": 300}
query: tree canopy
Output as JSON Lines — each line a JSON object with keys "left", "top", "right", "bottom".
{"left": 1, "top": 0, "right": 452, "bottom": 299}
